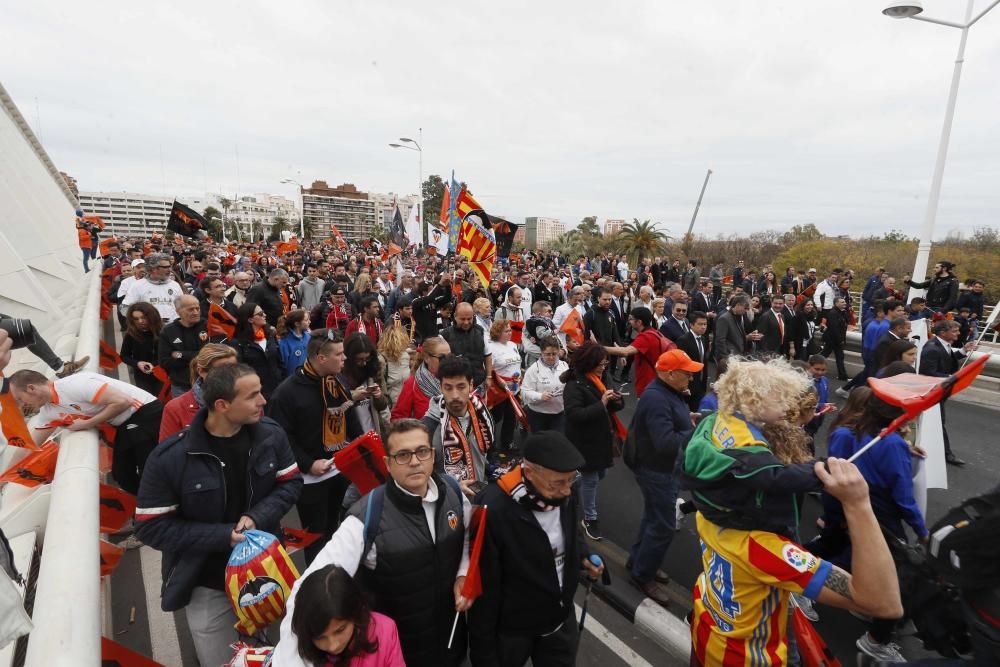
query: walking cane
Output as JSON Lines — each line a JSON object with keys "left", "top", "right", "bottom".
{"left": 579, "top": 554, "right": 609, "bottom": 631}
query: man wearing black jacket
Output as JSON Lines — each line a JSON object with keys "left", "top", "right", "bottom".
{"left": 267, "top": 330, "right": 363, "bottom": 562}
{"left": 582, "top": 287, "right": 621, "bottom": 347}
{"left": 469, "top": 432, "right": 603, "bottom": 666}
{"left": 412, "top": 274, "right": 453, "bottom": 342}
{"left": 920, "top": 320, "right": 977, "bottom": 466}
{"left": 136, "top": 364, "right": 302, "bottom": 667}
{"left": 874, "top": 317, "right": 911, "bottom": 370}
{"left": 158, "top": 294, "right": 207, "bottom": 398}
{"left": 246, "top": 268, "right": 288, "bottom": 327}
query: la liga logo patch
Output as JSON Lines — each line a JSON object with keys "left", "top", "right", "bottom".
{"left": 782, "top": 544, "right": 817, "bottom": 572}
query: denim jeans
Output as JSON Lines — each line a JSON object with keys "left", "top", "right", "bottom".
{"left": 629, "top": 467, "right": 678, "bottom": 584}
{"left": 81, "top": 247, "right": 91, "bottom": 272}
{"left": 578, "top": 469, "right": 607, "bottom": 521}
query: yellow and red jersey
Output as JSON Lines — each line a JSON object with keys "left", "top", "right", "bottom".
{"left": 691, "top": 513, "right": 832, "bottom": 667}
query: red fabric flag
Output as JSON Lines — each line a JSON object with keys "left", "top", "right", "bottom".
{"left": 99, "top": 484, "right": 137, "bottom": 533}
{"left": 0, "top": 440, "right": 59, "bottom": 487}
{"left": 151, "top": 366, "right": 172, "bottom": 402}
{"left": 275, "top": 240, "right": 300, "bottom": 256}
{"left": 100, "top": 340, "right": 122, "bottom": 369}
{"left": 0, "top": 382, "right": 38, "bottom": 450}
{"left": 792, "top": 606, "right": 842, "bottom": 667}
{"left": 101, "top": 636, "right": 166, "bottom": 667}
{"left": 208, "top": 302, "right": 238, "bottom": 340}
{"left": 332, "top": 431, "right": 388, "bottom": 496}
{"left": 280, "top": 527, "right": 324, "bottom": 555}
{"left": 461, "top": 506, "right": 488, "bottom": 601}
{"left": 99, "top": 540, "right": 124, "bottom": 577}
{"left": 559, "top": 308, "right": 585, "bottom": 346}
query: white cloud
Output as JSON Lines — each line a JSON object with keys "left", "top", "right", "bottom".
{"left": 3, "top": 0, "right": 998, "bottom": 239}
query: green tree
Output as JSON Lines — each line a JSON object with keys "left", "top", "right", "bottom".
{"left": 218, "top": 197, "right": 237, "bottom": 241}
{"left": 423, "top": 175, "right": 446, "bottom": 225}
{"left": 578, "top": 216, "right": 601, "bottom": 236}
{"left": 203, "top": 206, "right": 223, "bottom": 241}
{"left": 268, "top": 215, "right": 290, "bottom": 242}
{"left": 370, "top": 223, "right": 391, "bottom": 244}
{"left": 618, "top": 219, "right": 670, "bottom": 263}
{"left": 780, "top": 223, "right": 824, "bottom": 246}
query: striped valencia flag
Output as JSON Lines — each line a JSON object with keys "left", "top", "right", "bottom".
{"left": 330, "top": 224, "right": 348, "bottom": 250}
{"left": 456, "top": 213, "right": 496, "bottom": 288}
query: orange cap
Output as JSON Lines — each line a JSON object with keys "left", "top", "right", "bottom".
{"left": 655, "top": 349, "right": 704, "bottom": 373}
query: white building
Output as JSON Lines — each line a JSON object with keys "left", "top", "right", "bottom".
{"left": 77, "top": 191, "right": 300, "bottom": 240}
{"left": 301, "top": 181, "right": 416, "bottom": 241}
{"left": 524, "top": 216, "right": 566, "bottom": 249}
{"left": 605, "top": 218, "right": 626, "bottom": 235}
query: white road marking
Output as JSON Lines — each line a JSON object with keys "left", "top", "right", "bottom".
{"left": 575, "top": 602, "right": 654, "bottom": 667}
{"left": 138, "top": 546, "right": 184, "bottom": 667}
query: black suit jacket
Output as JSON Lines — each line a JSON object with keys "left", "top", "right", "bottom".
{"left": 677, "top": 331, "right": 711, "bottom": 399}
{"left": 755, "top": 309, "right": 788, "bottom": 356}
{"left": 874, "top": 331, "right": 901, "bottom": 370}
{"left": 660, "top": 316, "right": 689, "bottom": 342}
{"left": 920, "top": 338, "right": 963, "bottom": 378}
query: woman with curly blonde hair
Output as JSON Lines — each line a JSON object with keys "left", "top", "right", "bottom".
{"left": 680, "top": 356, "right": 821, "bottom": 535}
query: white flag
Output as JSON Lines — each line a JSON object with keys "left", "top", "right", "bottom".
{"left": 405, "top": 201, "right": 421, "bottom": 249}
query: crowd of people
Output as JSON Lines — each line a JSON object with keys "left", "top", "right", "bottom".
{"left": 8, "top": 229, "right": 998, "bottom": 666}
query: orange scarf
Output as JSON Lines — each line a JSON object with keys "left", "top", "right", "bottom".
{"left": 585, "top": 371, "right": 628, "bottom": 442}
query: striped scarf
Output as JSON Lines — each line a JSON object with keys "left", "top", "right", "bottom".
{"left": 497, "top": 464, "right": 562, "bottom": 512}
{"left": 301, "top": 360, "right": 352, "bottom": 452}
{"left": 438, "top": 394, "right": 493, "bottom": 482}
{"left": 415, "top": 363, "right": 441, "bottom": 399}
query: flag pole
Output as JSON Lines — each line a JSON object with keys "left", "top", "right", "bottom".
{"left": 847, "top": 434, "right": 886, "bottom": 463}
{"left": 447, "top": 612, "right": 461, "bottom": 649}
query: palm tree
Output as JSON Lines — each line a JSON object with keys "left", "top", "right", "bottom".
{"left": 301, "top": 217, "right": 315, "bottom": 240}
{"left": 618, "top": 219, "right": 669, "bottom": 264}
{"left": 269, "top": 215, "right": 290, "bottom": 242}
{"left": 219, "top": 197, "right": 240, "bottom": 242}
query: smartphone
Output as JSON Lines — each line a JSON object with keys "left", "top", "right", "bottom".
{"left": 467, "top": 480, "right": 488, "bottom": 494}
{"left": 617, "top": 383, "right": 629, "bottom": 392}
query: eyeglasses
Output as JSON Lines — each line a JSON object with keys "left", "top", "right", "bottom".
{"left": 426, "top": 353, "right": 446, "bottom": 360}
{"left": 155, "top": 264, "right": 171, "bottom": 270}
{"left": 675, "top": 309, "right": 687, "bottom": 314}
{"left": 388, "top": 446, "right": 434, "bottom": 465}
{"left": 539, "top": 471, "right": 582, "bottom": 491}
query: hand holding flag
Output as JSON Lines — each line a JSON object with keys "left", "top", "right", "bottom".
{"left": 849, "top": 354, "right": 990, "bottom": 463}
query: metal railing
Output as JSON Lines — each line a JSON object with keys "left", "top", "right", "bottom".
{"left": 847, "top": 290, "right": 997, "bottom": 344}
{"left": 23, "top": 269, "right": 101, "bottom": 667}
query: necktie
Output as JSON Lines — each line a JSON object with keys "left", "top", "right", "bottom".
{"left": 681, "top": 319, "right": 689, "bottom": 333}
{"left": 696, "top": 335, "right": 703, "bottom": 361}
{"left": 777, "top": 312, "right": 784, "bottom": 342}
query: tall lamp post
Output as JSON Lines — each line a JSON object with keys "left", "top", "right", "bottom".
{"left": 389, "top": 128, "right": 424, "bottom": 246}
{"left": 280, "top": 177, "right": 305, "bottom": 239}
{"left": 883, "top": 0, "right": 999, "bottom": 301}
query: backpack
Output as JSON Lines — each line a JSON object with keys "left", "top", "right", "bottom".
{"left": 361, "top": 475, "right": 463, "bottom": 559}
{"left": 927, "top": 491, "right": 1000, "bottom": 590}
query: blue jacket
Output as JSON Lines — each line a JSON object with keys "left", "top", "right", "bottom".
{"left": 861, "top": 273, "right": 883, "bottom": 305}
{"left": 631, "top": 378, "right": 693, "bottom": 473}
{"left": 135, "top": 409, "right": 303, "bottom": 611}
{"left": 862, "top": 318, "right": 888, "bottom": 364}
{"left": 278, "top": 330, "right": 310, "bottom": 375}
{"left": 825, "top": 426, "right": 926, "bottom": 538}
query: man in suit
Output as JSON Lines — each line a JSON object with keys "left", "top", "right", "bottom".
{"left": 874, "top": 317, "right": 911, "bottom": 370}
{"left": 920, "top": 320, "right": 976, "bottom": 466}
{"left": 660, "top": 301, "right": 691, "bottom": 342}
{"left": 691, "top": 281, "right": 717, "bottom": 328}
{"left": 714, "top": 294, "right": 758, "bottom": 370}
{"left": 755, "top": 295, "right": 791, "bottom": 358}
{"left": 676, "top": 311, "right": 711, "bottom": 410}
{"left": 609, "top": 282, "right": 631, "bottom": 341}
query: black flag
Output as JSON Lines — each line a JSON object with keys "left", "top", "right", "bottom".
{"left": 166, "top": 201, "right": 208, "bottom": 238}
{"left": 391, "top": 205, "right": 407, "bottom": 247}
{"left": 492, "top": 217, "right": 518, "bottom": 259}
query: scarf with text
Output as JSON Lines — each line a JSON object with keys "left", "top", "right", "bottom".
{"left": 438, "top": 393, "right": 493, "bottom": 482}
{"left": 392, "top": 313, "right": 415, "bottom": 342}
{"left": 585, "top": 371, "right": 628, "bottom": 442}
{"left": 302, "top": 360, "right": 352, "bottom": 452}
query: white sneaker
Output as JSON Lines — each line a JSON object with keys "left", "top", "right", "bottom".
{"left": 675, "top": 498, "right": 686, "bottom": 527}
{"left": 791, "top": 593, "right": 819, "bottom": 622}
{"left": 856, "top": 633, "right": 905, "bottom": 663}
{"left": 835, "top": 387, "right": 850, "bottom": 399}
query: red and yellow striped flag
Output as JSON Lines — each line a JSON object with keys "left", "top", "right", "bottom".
{"left": 456, "top": 213, "right": 496, "bottom": 288}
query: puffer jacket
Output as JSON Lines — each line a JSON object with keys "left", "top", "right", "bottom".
{"left": 135, "top": 409, "right": 302, "bottom": 611}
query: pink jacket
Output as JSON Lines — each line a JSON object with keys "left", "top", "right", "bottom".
{"left": 325, "top": 612, "right": 404, "bottom": 667}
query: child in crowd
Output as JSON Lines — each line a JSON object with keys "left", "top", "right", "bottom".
{"left": 804, "top": 355, "right": 837, "bottom": 442}
{"left": 278, "top": 309, "right": 311, "bottom": 376}
{"left": 291, "top": 564, "right": 405, "bottom": 667}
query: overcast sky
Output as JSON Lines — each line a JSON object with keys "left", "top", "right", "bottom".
{"left": 3, "top": 0, "right": 999, "bottom": 239}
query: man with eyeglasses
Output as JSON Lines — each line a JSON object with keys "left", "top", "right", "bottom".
{"left": 225, "top": 271, "right": 254, "bottom": 309}
{"left": 469, "top": 431, "right": 603, "bottom": 666}
{"left": 122, "top": 252, "right": 184, "bottom": 323}
{"left": 626, "top": 349, "right": 702, "bottom": 606}
{"left": 660, "top": 301, "right": 691, "bottom": 343}
{"left": 274, "top": 418, "right": 472, "bottom": 667}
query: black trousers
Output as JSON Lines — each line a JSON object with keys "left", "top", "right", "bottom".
{"left": 112, "top": 400, "right": 164, "bottom": 495}
{"left": 496, "top": 610, "right": 579, "bottom": 667}
{"left": 820, "top": 341, "right": 847, "bottom": 379}
{"left": 490, "top": 402, "right": 517, "bottom": 451}
{"left": 297, "top": 474, "right": 351, "bottom": 564}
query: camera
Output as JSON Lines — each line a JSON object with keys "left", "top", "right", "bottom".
{"left": 0, "top": 318, "right": 37, "bottom": 350}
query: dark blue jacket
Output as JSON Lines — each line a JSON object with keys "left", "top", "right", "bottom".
{"left": 135, "top": 409, "right": 302, "bottom": 611}
{"left": 631, "top": 378, "right": 693, "bottom": 472}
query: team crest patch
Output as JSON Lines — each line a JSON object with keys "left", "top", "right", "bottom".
{"left": 198, "top": 331, "right": 208, "bottom": 341}
{"left": 782, "top": 544, "right": 817, "bottom": 572}
{"left": 446, "top": 510, "right": 459, "bottom": 530}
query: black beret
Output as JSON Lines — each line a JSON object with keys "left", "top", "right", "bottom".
{"left": 523, "top": 431, "right": 585, "bottom": 473}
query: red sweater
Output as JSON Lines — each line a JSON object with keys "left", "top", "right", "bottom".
{"left": 390, "top": 375, "right": 431, "bottom": 421}
{"left": 159, "top": 389, "right": 200, "bottom": 442}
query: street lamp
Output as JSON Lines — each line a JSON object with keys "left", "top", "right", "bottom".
{"left": 280, "top": 177, "right": 305, "bottom": 239}
{"left": 883, "top": 0, "right": 1000, "bottom": 302}
{"left": 389, "top": 129, "right": 425, "bottom": 246}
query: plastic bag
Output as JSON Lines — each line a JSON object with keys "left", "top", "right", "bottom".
{"left": 225, "top": 530, "right": 299, "bottom": 636}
